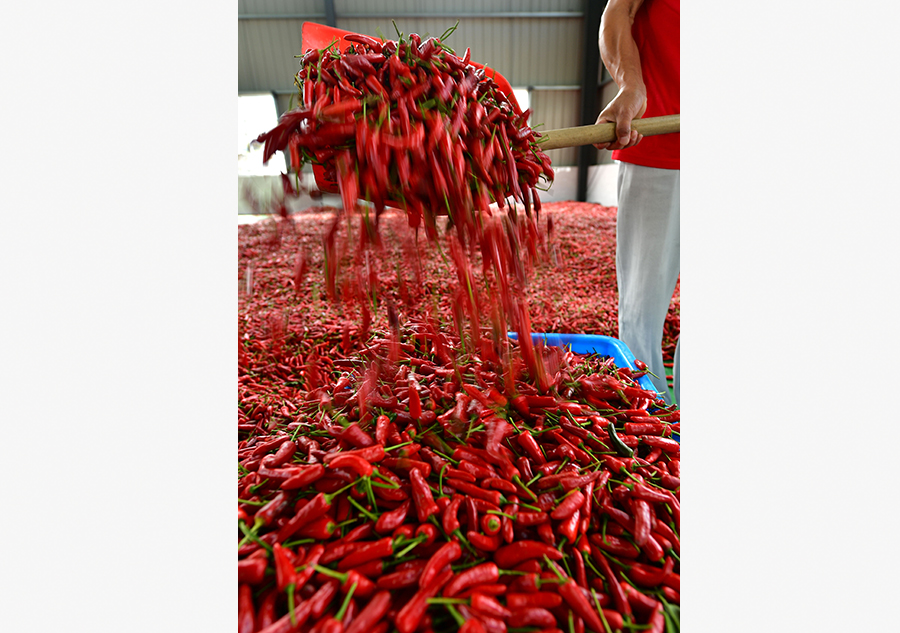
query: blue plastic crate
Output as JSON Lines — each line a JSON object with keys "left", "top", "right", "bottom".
{"left": 507, "top": 332, "right": 660, "bottom": 396}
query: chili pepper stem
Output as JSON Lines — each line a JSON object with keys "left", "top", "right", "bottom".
{"left": 393, "top": 533, "right": 428, "bottom": 558}
{"left": 335, "top": 582, "right": 357, "bottom": 621}
{"left": 426, "top": 597, "right": 467, "bottom": 605}
{"left": 348, "top": 496, "right": 379, "bottom": 521}
{"left": 238, "top": 519, "right": 273, "bottom": 553}
{"left": 314, "top": 565, "right": 348, "bottom": 581}
{"left": 592, "top": 588, "right": 614, "bottom": 633}
{"left": 444, "top": 604, "right": 466, "bottom": 627}
{"left": 287, "top": 583, "right": 297, "bottom": 625}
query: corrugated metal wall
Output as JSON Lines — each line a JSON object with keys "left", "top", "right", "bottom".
{"left": 239, "top": 0, "right": 605, "bottom": 167}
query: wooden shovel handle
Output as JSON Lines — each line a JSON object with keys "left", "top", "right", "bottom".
{"left": 537, "top": 114, "right": 680, "bottom": 151}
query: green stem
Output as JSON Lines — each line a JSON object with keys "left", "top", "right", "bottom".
{"left": 393, "top": 534, "right": 427, "bottom": 559}
{"left": 314, "top": 565, "right": 348, "bottom": 581}
{"left": 238, "top": 519, "right": 272, "bottom": 553}
{"left": 282, "top": 537, "right": 316, "bottom": 549}
{"left": 335, "top": 583, "right": 356, "bottom": 621}
{"left": 543, "top": 555, "right": 566, "bottom": 581}
{"left": 487, "top": 510, "right": 517, "bottom": 520}
{"left": 426, "top": 597, "right": 467, "bottom": 605}
{"left": 593, "top": 588, "right": 614, "bottom": 633}
{"left": 348, "top": 497, "right": 379, "bottom": 522}
{"left": 287, "top": 584, "right": 297, "bottom": 626}
{"left": 445, "top": 604, "right": 466, "bottom": 627}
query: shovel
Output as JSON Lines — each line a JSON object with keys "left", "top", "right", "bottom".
{"left": 299, "top": 22, "right": 679, "bottom": 193}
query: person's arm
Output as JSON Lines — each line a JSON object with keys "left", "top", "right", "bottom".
{"left": 593, "top": 0, "right": 648, "bottom": 151}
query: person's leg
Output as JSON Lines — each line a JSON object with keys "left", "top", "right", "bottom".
{"left": 616, "top": 162, "right": 680, "bottom": 404}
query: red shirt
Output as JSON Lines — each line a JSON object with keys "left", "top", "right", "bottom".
{"left": 612, "top": 0, "right": 680, "bottom": 170}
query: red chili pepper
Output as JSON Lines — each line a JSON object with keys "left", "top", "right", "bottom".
{"left": 444, "top": 467, "right": 476, "bottom": 483}
{"left": 661, "top": 585, "right": 680, "bottom": 603}
{"left": 281, "top": 463, "right": 327, "bottom": 490}
{"left": 277, "top": 490, "right": 338, "bottom": 542}
{"left": 659, "top": 473, "right": 680, "bottom": 490}
{"left": 342, "top": 569, "right": 375, "bottom": 598}
{"left": 559, "top": 508, "right": 581, "bottom": 542}
{"left": 470, "top": 592, "right": 511, "bottom": 620}
{"left": 408, "top": 382, "right": 422, "bottom": 420}
{"left": 409, "top": 467, "right": 439, "bottom": 521}
{"left": 443, "top": 562, "right": 500, "bottom": 597}
{"left": 375, "top": 499, "right": 410, "bottom": 534}
{"left": 640, "top": 435, "right": 680, "bottom": 452}
{"left": 295, "top": 545, "right": 325, "bottom": 588}
{"left": 642, "top": 531, "right": 666, "bottom": 562}
{"left": 415, "top": 522, "right": 438, "bottom": 546}
{"left": 456, "top": 583, "right": 507, "bottom": 600}
{"left": 493, "top": 540, "right": 563, "bottom": 568}
{"left": 442, "top": 495, "right": 462, "bottom": 534}
{"left": 468, "top": 530, "right": 501, "bottom": 552}
{"left": 309, "top": 579, "right": 340, "bottom": 620}
{"left": 631, "top": 497, "right": 652, "bottom": 547}
{"left": 338, "top": 523, "right": 375, "bottom": 545}
{"left": 238, "top": 584, "right": 255, "bottom": 633}
{"left": 632, "top": 482, "right": 673, "bottom": 504}
{"left": 419, "top": 540, "right": 462, "bottom": 588}
{"left": 237, "top": 556, "right": 267, "bottom": 585}
{"left": 507, "top": 606, "right": 556, "bottom": 629}
{"left": 507, "top": 572, "right": 540, "bottom": 594}
{"left": 343, "top": 590, "right": 392, "bottom": 633}
{"left": 653, "top": 520, "right": 680, "bottom": 552}
{"left": 256, "top": 594, "right": 313, "bottom": 633}
{"left": 458, "top": 618, "right": 486, "bottom": 633}
{"left": 392, "top": 524, "right": 415, "bottom": 540}
{"left": 591, "top": 533, "right": 640, "bottom": 558}
{"left": 536, "top": 521, "right": 556, "bottom": 546}
{"left": 375, "top": 414, "right": 391, "bottom": 444}
{"left": 254, "top": 491, "right": 289, "bottom": 527}
{"left": 376, "top": 562, "right": 425, "bottom": 589}
{"left": 601, "top": 502, "right": 636, "bottom": 532}
{"left": 272, "top": 543, "right": 298, "bottom": 591}
{"left": 481, "top": 513, "right": 502, "bottom": 536}
{"left": 550, "top": 490, "right": 585, "bottom": 520}
{"left": 592, "top": 547, "right": 632, "bottom": 619}
{"left": 482, "top": 477, "right": 517, "bottom": 494}
{"left": 336, "top": 537, "right": 394, "bottom": 571}
{"left": 558, "top": 470, "right": 602, "bottom": 491}
{"left": 383, "top": 457, "right": 432, "bottom": 477}
{"left": 464, "top": 496, "right": 479, "bottom": 531}
{"left": 262, "top": 439, "right": 298, "bottom": 467}
{"left": 506, "top": 591, "right": 562, "bottom": 609}
{"left": 557, "top": 577, "right": 606, "bottom": 633}
{"left": 349, "top": 558, "right": 383, "bottom": 578}
{"left": 395, "top": 567, "right": 454, "bottom": 633}
{"left": 297, "top": 515, "right": 337, "bottom": 540}
{"left": 626, "top": 557, "right": 675, "bottom": 588}
{"left": 458, "top": 460, "right": 496, "bottom": 480}
{"left": 446, "top": 479, "right": 502, "bottom": 505}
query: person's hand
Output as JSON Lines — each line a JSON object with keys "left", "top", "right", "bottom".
{"left": 593, "top": 86, "right": 648, "bottom": 151}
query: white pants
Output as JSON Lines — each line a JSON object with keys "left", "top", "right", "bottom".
{"left": 616, "top": 162, "right": 680, "bottom": 405}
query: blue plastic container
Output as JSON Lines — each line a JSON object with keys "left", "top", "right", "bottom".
{"left": 507, "top": 332, "right": 660, "bottom": 396}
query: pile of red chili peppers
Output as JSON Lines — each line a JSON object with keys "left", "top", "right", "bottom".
{"left": 255, "top": 28, "right": 552, "bottom": 243}
{"left": 239, "top": 312, "right": 680, "bottom": 633}
{"left": 241, "top": 26, "right": 680, "bottom": 633}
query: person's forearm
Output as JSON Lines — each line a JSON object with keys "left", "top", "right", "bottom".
{"left": 599, "top": 0, "right": 646, "bottom": 94}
